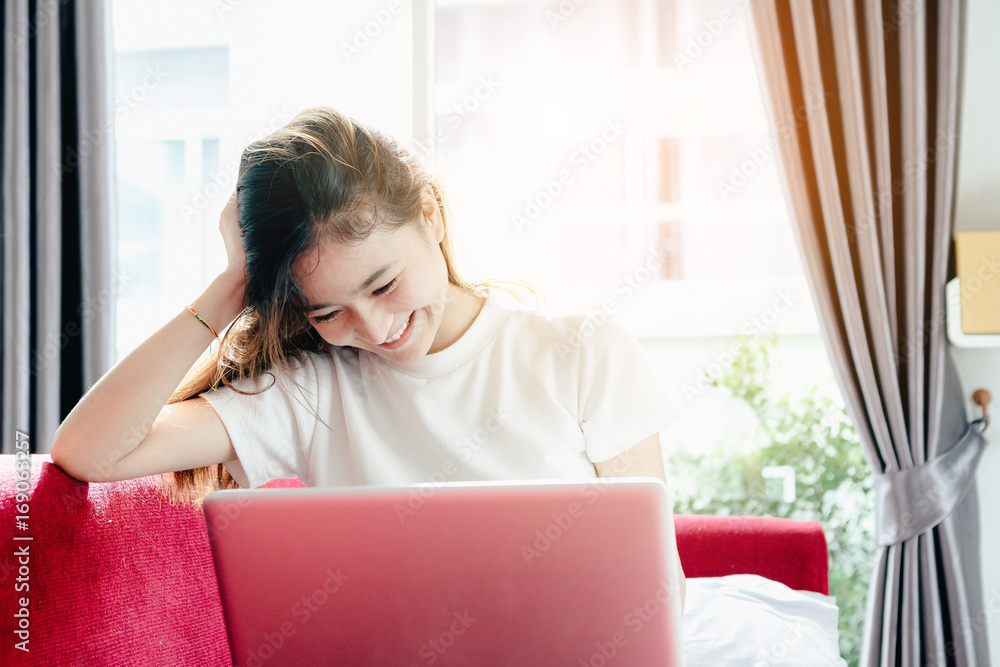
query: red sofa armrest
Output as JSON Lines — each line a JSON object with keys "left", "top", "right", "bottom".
{"left": 674, "top": 514, "right": 829, "bottom": 595}
{"left": 0, "top": 456, "right": 231, "bottom": 666}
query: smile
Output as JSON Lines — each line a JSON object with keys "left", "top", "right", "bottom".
{"left": 379, "top": 313, "right": 413, "bottom": 347}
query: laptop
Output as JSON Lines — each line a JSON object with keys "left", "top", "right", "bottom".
{"left": 203, "top": 478, "right": 684, "bottom": 666}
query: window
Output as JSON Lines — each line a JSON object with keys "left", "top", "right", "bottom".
{"left": 428, "top": 0, "right": 826, "bottom": 395}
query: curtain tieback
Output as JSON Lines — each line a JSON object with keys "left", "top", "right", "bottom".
{"left": 874, "top": 423, "right": 987, "bottom": 547}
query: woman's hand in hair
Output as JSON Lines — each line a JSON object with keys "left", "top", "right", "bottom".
{"left": 220, "top": 191, "right": 247, "bottom": 280}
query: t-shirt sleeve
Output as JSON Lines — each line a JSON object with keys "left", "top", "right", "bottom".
{"left": 199, "top": 358, "right": 320, "bottom": 488}
{"left": 575, "top": 320, "right": 674, "bottom": 463}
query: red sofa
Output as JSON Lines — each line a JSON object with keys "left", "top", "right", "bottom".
{"left": 0, "top": 455, "right": 828, "bottom": 666}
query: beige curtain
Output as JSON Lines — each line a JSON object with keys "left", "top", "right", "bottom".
{"left": 747, "top": 0, "right": 988, "bottom": 664}
{"left": 1, "top": 0, "right": 117, "bottom": 453}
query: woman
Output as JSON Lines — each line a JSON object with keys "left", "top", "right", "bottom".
{"left": 50, "top": 106, "right": 676, "bottom": 534}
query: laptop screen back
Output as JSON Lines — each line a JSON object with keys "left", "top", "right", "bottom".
{"left": 203, "top": 479, "right": 683, "bottom": 666}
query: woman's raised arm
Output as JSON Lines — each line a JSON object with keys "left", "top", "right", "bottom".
{"left": 50, "top": 196, "right": 246, "bottom": 482}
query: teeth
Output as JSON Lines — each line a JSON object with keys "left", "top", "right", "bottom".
{"left": 382, "top": 315, "right": 410, "bottom": 344}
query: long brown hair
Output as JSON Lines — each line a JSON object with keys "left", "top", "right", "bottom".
{"left": 163, "top": 106, "right": 493, "bottom": 506}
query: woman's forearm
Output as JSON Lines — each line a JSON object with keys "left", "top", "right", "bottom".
{"left": 50, "top": 269, "right": 246, "bottom": 482}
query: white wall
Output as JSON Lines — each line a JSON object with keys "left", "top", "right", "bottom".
{"left": 955, "top": 0, "right": 1000, "bottom": 659}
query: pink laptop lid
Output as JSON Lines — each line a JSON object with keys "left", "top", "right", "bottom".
{"left": 203, "top": 478, "right": 683, "bottom": 666}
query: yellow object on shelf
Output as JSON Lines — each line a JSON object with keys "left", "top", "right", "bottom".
{"left": 955, "top": 231, "right": 1000, "bottom": 334}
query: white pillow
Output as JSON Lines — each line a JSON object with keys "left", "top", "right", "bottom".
{"left": 683, "top": 575, "right": 847, "bottom": 666}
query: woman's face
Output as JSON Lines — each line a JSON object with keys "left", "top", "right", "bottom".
{"left": 294, "top": 200, "right": 468, "bottom": 364}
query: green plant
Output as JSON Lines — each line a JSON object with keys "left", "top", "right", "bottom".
{"left": 667, "top": 336, "right": 874, "bottom": 665}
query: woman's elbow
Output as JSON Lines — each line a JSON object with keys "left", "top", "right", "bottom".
{"left": 49, "top": 436, "right": 108, "bottom": 483}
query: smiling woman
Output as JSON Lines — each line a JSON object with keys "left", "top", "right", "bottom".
{"left": 211, "top": 107, "right": 495, "bottom": 377}
{"left": 295, "top": 208, "right": 481, "bottom": 362}
{"left": 50, "top": 108, "right": 677, "bottom": 540}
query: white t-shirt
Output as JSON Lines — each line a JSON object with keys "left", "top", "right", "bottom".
{"left": 201, "top": 291, "right": 672, "bottom": 489}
